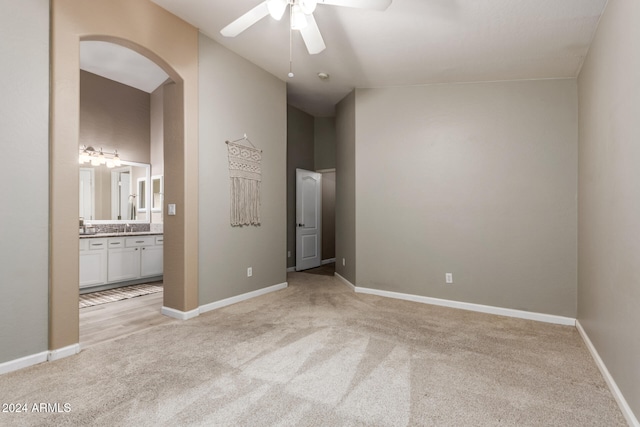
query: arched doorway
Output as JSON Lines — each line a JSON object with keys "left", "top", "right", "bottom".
{"left": 49, "top": 0, "right": 199, "bottom": 356}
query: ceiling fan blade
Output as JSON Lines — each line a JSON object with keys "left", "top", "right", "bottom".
{"left": 220, "top": 1, "right": 270, "bottom": 37}
{"left": 319, "top": 0, "right": 392, "bottom": 11}
{"left": 300, "top": 14, "right": 326, "bottom": 54}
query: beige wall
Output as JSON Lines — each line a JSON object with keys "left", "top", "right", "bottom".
{"left": 0, "top": 0, "right": 50, "bottom": 364}
{"left": 80, "top": 70, "right": 151, "bottom": 163}
{"left": 335, "top": 91, "right": 357, "bottom": 283}
{"left": 286, "top": 105, "right": 315, "bottom": 269}
{"left": 150, "top": 84, "right": 164, "bottom": 224}
{"left": 577, "top": 0, "right": 640, "bottom": 419}
{"left": 354, "top": 79, "right": 578, "bottom": 317}
{"left": 80, "top": 71, "right": 152, "bottom": 221}
{"left": 50, "top": 0, "right": 199, "bottom": 350}
{"left": 198, "top": 34, "right": 287, "bottom": 303}
{"left": 150, "top": 84, "right": 165, "bottom": 176}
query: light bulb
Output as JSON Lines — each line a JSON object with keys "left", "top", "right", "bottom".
{"left": 106, "top": 160, "right": 115, "bottom": 168}
{"left": 288, "top": 72, "right": 294, "bottom": 78}
{"left": 113, "top": 153, "right": 122, "bottom": 167}
{"left": 98, "top": 149, "right": 106, "bottom": 164}
{"left": 267, "top": 0, "right": 287, "bottom": 20}
{"left": 90, "top": 157, "right": 100, "bottom": 166}
{"left": 79, "top": 149, "right": 90, "bottom": 164}
{"left": 291, "top": 5, "right": 308, "bottom": 30}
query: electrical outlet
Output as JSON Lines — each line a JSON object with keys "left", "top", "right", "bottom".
{"left": 287, "top": 251, "right": 291, "bottom": 258}
{"left": 445, "top": 273, "right": 453, "bottom": 284}
{"left": 247, "top": 267, "right": 252, "bottom": 277}
{"left": 342, "top": 258, "right": 346, "bottom": 266}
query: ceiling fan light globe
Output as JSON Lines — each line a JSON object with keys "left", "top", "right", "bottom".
{"left": 267, "top": 0, "right": 288, "bottom": 20}
{"left": 291, "top": 5, "right": 308, "bottom": 30}
{"left": 300, "top": 0, "right": 317, "bottom": 14}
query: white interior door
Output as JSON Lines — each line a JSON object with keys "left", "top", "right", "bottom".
{"left": 296, "top": 169, "right": 322, "bottom": 271}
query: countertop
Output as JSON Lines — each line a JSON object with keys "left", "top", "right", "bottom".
{"left": 79, "top": 231, "right": 163, "bottom": 239}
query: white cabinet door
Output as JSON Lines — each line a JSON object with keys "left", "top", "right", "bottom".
{"left": 108, "top": 247, "right": 140, "bottom": 283}
{"left": 140, "top": 245, "right": 163, "bottom": 277}
{"left": 80, "top": 250, "right": 107, "bottom": 288}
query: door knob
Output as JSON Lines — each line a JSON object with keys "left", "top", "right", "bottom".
{"left": 298, "top": 223, "right": 305, "bottom": 227}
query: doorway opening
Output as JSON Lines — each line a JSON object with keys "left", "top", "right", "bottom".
{"left": 50, "top": 0, "right": 199, "bottom": 357}
{"left": 77, "top": 40, "right": 171, "bottom": 347}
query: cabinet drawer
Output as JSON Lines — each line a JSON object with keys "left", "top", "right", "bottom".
{"left": 108, "top": 238, "right": 125, "bottom": 248}
{"left": 125, "top": 236, "right": 155, "bottom": 247}
{"left": 87, "top": 238, "right": 108, "bottom": 250}
{"left": 79, "top": 239, "right": 89, "bottom": 251}
{"left": 155, "top": 236, "right": 164, "bottom": 245}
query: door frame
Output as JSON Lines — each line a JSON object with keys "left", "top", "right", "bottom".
{"left": 49, "top": 2, "right": 199, "bottom": 354}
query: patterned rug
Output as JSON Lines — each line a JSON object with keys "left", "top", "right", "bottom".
{"left": 79, "top": 283, "right": 163, "bottom": 309}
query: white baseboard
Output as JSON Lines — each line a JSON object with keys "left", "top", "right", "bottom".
{"left": 576, "top": 320, "right": 639, "bottom": 427}
{"left": 354, "top": 286, "right": 576, "bottom": 326}
{"left": 199, "top": 282, "right": 288, "bottom": 314}
{"left": 1, "top": 343, "right": 81, "bottom": 376}
{"left": 0, "top": 351, "right": 48, "bottom": 375}
{"left": 48, "top": 343, "right": 80, "bottom": 362}
{"left": 334, "top": 272, "right": 355, "bottom": 291}
{"left": 286, "top": 267, "right": 296, "bottom": 272}
{"left": 161, "top": 306, "right": 200, "bottom": 320}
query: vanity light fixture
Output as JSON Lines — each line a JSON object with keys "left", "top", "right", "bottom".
{"left": 79, "top": 145, "right": 122, "bottom": 168}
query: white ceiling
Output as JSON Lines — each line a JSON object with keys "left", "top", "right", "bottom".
{"left": 80, "top": 41, "right": 169, "bottom": 93}
{"left": 83, "top": 0, "right": 608, "bottom": 116}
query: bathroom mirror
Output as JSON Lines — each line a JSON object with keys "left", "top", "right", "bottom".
{"left": 151, "top": 175, "right": 163, "bottom": 213}
{"left": 137, "top": 177, "right": 147, "bottom": 212}
{"left": 79, "top": 160, "right": 150, "bottom": 223}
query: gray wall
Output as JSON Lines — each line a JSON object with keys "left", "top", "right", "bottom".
{"left": 354, "top": 80, "right": 578, "bottom": 317}
{"left": 321, "top": 171, "right": 336, "bottom": 261}
{"left": 577, "top": 0, "right": 640, "bottom": 419}
{"left": 286, "top": 105, "right": 315, "bottom": 268}
{"left": 315, "top": 118, "right": 337, "bottom": 262}
{"left": 0, "top": 0, "right": 50, "bottom": 363}
{"left": 314, "top": 117, "right": 336, "bottom": 170}
{"left": 198, "top": 33, "right": 287, "bottom": 303}
{"left": 335, "top": 92, "right": 357, "bottom": 283}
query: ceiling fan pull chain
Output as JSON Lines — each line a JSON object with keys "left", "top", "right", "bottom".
{"left": 288, "top": 3, "right": 295, "bottom": 78}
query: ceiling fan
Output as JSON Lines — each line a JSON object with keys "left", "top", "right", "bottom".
{"left": 220, "top": 0, "right": 392, "bottom": 55}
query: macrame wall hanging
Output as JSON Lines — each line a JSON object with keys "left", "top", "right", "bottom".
{"left": 226, "top": 135, "right": 262, "bottom": 226}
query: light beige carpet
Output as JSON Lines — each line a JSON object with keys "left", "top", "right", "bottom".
{"left": 0, "top": 272, "right": 626, "bottom": 426}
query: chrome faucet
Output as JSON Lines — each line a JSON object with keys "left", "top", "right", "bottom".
{"left": 124, "top": 223, "right": 131, "bottom": 234}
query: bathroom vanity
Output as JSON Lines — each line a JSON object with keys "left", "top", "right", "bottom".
{"left": 78, "top": 157, "right": 164, "bottom": 293}
{"left": 79, "top": 232, "right": 163, "bottom": 292}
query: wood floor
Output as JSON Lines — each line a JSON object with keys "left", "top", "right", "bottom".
{"left": 80, "top": 291, "right": 175, "bottom": 348}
